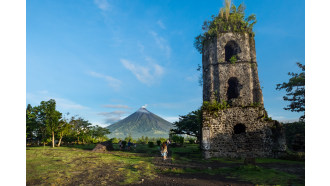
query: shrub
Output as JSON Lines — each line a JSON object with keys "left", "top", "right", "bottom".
{"left": 283, "top": 121, "right": 305, "bottom": 151}
{"left": 171, "top": 135, "right": 184, "bottom": 144}
{"left": 148, "top": 141, "right": 154, "bottom": 148}
{"left": 186, "top": 137, "right": 197, "bottom": 144}
{"left": 121, "top": 141, "right": 127, "bottom": 149}
{"left": 124, "top": 134, "right": 133, "bottom": 143}
{"left": 111, "top": 137, "right": 119, "bottom": 144}
{"left": 280, "top": 150, "right": 305, "bottom": 161}
{"left": 156, "top": 140, "right": 161, "bottom": 146}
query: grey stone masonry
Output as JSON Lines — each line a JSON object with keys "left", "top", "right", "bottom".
{"left": 201, "top": 32, "right": 286, "bottom": 158}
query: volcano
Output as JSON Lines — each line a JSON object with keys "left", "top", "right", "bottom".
{"left": 106, "top": 107, "right": 173, "bottom": 139}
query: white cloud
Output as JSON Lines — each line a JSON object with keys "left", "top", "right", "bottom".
{"left": 120, "top": 59, "right": 164, "bottom": 85}
{"left": 98, "top": 110, "right": 128, "bottom": 124}
{"left": 149, "top": 31, "right": 171, "bottom": 58}
{"left": 157, "top": 20, "right": 166, "bottom": 29}
{"left": 55, "top": 98, "right": 89, "bottom": 110}
{"left": 94, "top": 0, "right": 111, "bottom": 11}
{"left": 89, "top": 121, "right": 109, "bottom": 128}
{"left": 102, "top": 104, "right": 132, "bottom": 109}
{"left": 89, "top": 71, "right": 121, "bottom": 90}
{"left": 26, "top": 91, "right": 89, "bottom": 111}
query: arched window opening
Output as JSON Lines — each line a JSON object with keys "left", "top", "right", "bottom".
{"left": 234, "top": 124, "right": 246, "bottom": 134}
{"left": 225, "top": 40, "right": 241, "bottom": 62}
{"left": 227, "top": 77, "right": 239, "bottom": 100}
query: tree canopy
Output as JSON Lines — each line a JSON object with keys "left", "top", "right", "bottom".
{"left": 276, "top": 62, "right": 305, "bottom": 121}
{"left": 171, "top": 109, "right": 202, "bottom": 142}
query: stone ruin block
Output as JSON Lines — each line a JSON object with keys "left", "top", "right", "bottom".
{"left": 201, "top": 32, "right": 286, "bottom": 158}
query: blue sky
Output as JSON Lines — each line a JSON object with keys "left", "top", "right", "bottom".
{"left": 26, "top": 0, "right": 305, "bottom": 127}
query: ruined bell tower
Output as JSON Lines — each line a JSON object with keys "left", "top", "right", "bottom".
{"left": 200, "top": 7, "right": 286, "bottom": 158}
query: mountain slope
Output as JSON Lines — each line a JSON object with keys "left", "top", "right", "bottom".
{"left": 106, "top": 107, "right": 173, "bottom": 139}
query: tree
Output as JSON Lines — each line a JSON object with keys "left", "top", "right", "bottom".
{"left": 70, "top": 117, "right": 92, "bottom": 144}
{"left": 171, "top": 108, "right": 202, "bottom": 142}
{"left": 90, "top": 125, "right": 111, "bottom": 142}
{"left": 57, "top": 119, "right": 73, "bottom": 147}
{"left": 38, "top": 99, "right": 62, "bottom": 148}
{"left": 276, "top": 62, "right": 305, "bottom": 121}
{"left": 26, "top": 104, "right": 38, "bottom": 139}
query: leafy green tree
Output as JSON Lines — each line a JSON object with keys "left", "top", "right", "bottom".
{"left": 276, "top": 63, "right": 305, "bottom": 121}
{"left": 26, "top": 104, "right": 38, "bottom": 139}
{"left": 171, "top": 108, "right": 202, "bottom": 142}
{"left": 70, "top": 117, "right": 92, "bottom": 144}
{"left": 124, "top": 133, "right": 133, "bottom": 142}
{"left": 37, "top": 99, "right": 62, "bottom": 148}
{"left": 90, "top": 125, "right": 111, "bottom": 142}
{"left": 57, "top": 117, "right": 73, "bottom": 147}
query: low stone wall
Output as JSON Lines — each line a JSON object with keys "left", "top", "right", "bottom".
{"left": 202, "top": 107, "right": 286, "bottom": 158}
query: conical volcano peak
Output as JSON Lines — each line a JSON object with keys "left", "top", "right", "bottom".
{"left": 137, "top": 106, "right": 150, "bottom": 114}
{"left": 107, "top": 105, "right": 173, "bottom": 138}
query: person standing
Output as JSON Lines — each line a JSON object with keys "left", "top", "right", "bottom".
{"left": 118, "top": 140, "right": 122, "bottom": 150}
{"left": 161, "top": 142, "right": 168, "bottom": 160}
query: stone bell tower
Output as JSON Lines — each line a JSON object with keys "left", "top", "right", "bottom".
{"left": 201, "top": 32, "right": 286, "bottom": 158}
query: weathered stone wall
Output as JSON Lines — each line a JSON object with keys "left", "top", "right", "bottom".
{"left": 202, "top": 32, "right": 263, "bottom": 105}
{"left": 202, "top": 107, "right": 286, "bottom": 158}
{"left": 201, "top": 32, "right": 286, "bottom": 158}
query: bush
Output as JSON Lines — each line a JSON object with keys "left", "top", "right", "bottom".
{"left": 148, "top": 141, "right": 154, "bottom": 148}
{"left": 121, "top": 141, "right": 127, "bottom": 149}
{"left": 280, "top": 150, "right": 305, "bottom": 161}
{"left": 171, "top": 135, "right": 184, "bottom": 144}
{"left": 156, "top": 140, "right": 161, "bottom": 146}
{"left": 137, "top": 136, "right": 149, "bottom": 144}
{"left": 124, "top": 135, "right": 133, "bottom": 143}
{"left": 111, "top": 137, "right": 119, "bottom": 144}
{"left": 283, "top": 121, "right": 305, "bottom": 151}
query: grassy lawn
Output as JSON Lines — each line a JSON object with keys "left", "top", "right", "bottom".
{"left": 26, "top": 146, "right": 156, "bottom": 185}
{"left": 27, "top": 144, "right": 304, "bottom": 185}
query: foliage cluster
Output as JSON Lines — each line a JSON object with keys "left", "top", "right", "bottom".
{"left": 110, "top": 137, "right": 119, "bottom": 143}
{"left": 202, "top": 100, "right": 230, "bottom": 114}
{"left": 283, "top": 121, "right": 305, "bottom": 151}
{"left": 171, "top": 109, "right": 202, "bottom": 143}
{"left": 186, "top": 137, "right": 197, "bottom": 144}
{"left": 148, "top": 141, "right": 154, "bottom": 148}
{"left": 124, "top": 134, "right": 133, "bottom": 142}
{"left": 170, "top": 135, "right": 185, "bottom": 144}
{"left": 194, "top": 1, "right": 257, "bottom": 53}
{"left": 276, "top": 62, "right": 305, "bottom": 121}
{"left": 26, "top": 99, "right": 110, "bottom": 147}
{"left": 137, "top": 136, "right": 149, "bottom": 144}
{"left": 229, "top": 55, "right": 238, "bottom": 64}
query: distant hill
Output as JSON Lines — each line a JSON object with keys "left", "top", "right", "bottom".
{"left": 106, "top": 107, "right": 173, "bottom": 139}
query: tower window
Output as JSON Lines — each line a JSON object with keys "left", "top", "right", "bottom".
{"left": 234, "top": 124, "right": 246, "bottom": 134}
{"left": 225, "top": 40, "right": 241, "bottom": 62}
{"left": 227, "top": 77, "right": 239, "bottom": 99}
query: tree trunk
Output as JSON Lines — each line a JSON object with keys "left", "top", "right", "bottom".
{"left": 57, "top": 132, "right": 63, "bottom": 147}
{"left": 52, "top": 131, "right": 55, "bottom": 148}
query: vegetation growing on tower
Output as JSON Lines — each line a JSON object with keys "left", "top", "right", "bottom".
{"left": 194, "top": 0, "right": 257, "bottom": 53}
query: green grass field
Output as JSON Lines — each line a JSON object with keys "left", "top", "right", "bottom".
{"left": 26, "top": 144, "right": 304, "bottom": 185}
